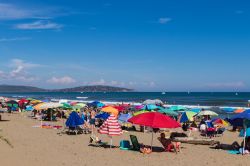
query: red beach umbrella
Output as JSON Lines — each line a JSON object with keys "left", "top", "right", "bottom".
{"left": 98, "top": 114, "right": 122, "bottom": 147}
{"left": 128, "top": 112, "right": 180, "bottom": 128}
{"left": 128, "top": 112, "right": 180, "bottom": 150}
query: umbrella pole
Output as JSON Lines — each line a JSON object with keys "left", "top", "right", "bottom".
{"left": 110, "top": 136, "right": 113, "bottom": 148}
{"left": 151, "top": 131, "right": 153, "bottom": 150}
{"left": 242, "top": 129, "right": 246, "bottom": 155}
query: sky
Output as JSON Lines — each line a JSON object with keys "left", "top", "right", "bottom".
{"left": 0, "top": 0, "right": 250, "bottom": 92}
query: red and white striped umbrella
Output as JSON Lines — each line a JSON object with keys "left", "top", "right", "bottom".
{"left": 99, "top": 114, "right": 122, "bottom": 136}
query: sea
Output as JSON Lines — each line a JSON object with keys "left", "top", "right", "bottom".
{"left": 0, "top": 92, "right": 250, "bottom": 107}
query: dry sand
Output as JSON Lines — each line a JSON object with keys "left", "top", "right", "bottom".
{"left": 0, "top": 112, "right": 249, "bottom": 166}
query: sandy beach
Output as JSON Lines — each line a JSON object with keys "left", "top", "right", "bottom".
{"left": 0, "top": 113, "right": 249, "bottom": 166}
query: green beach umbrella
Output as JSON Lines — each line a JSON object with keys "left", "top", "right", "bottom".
{"left": 133, "top": 110, "right": 149, "bottom": 116}
{"left": 157, "top": 108, "right": 178, "bottom": 117}
{"left": 169, "top": 105, "right": 187, "bottom": 111}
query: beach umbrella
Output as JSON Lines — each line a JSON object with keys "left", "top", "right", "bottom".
{"left": 197, "top": 110, "right": 218, "bottom": 117}
{"left": 25, "top": 105, "right": 34, "bottom": 111}
{"left": 30, "top": 100, "right": 42, "bottom": 104}
{"left": 211, "top": 118, "right": 229, "bottom": 127}
{"left": 98, "top": 114, "right": 122, "bottom": 147}
{"left": 143, "top": 99, "right": 163, "bottom": 105}
{"left": 142, "top": 104, "right": 159, "bottom": 111}
{"left": 222, "top": 107, "right": 235, "bottom": 113}
{"left": 190, "top": 108, "right": 201, "bottom": 113}
{"left": 234, "top": 109, "right": 245, "bottom": 114}
{"left": 135, "top": 105, "right": 144, "bottom": 110}
{"left": 128, "top": 112, "right": 180, "bottom": 149}
{"left": 128, "top": 112, "right": 180, "bottom": 129}
{"left": 88, "top": 101, "right": 105, "bottom": 108}
{"left": 113, "top": 105, "right": 127, "bottom": 111}
{"left": 6, "top": 100, "right": 19, "bottom": 108}
{"left": 61, "top": 103, "right": 73, "bottom": 109}
{"left": 157, "top": 108, "right": 178, "bottom": 117}
{"left": 95, "top": 112, "right": 110, "bottom": 120}
{"left": 102, "top": 106, "right": 119, "bottom": 116}
{"left": 26, "top": 98, "right": 34, "bottom": 101}
{"left": 169, "top": 105, "right": 187, "bottom": 111}
{"left": 179, "top": 111, "right": 197, "bottom": 123}
{"left": 33, "top": 103, "right": 45, "bottom": 110}
{"left": 118, "top": 113, "right": 132, "bottom": 123}
{"left": 65, "top": 111, "right": 84, "bottom": 127}
{"left": 39, "top": 102, "right": 63, "bottom": 110}
{"left": 133, "top": 110, "right": 149, "bottom": 116}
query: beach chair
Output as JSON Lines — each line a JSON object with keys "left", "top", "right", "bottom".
{"left": 89, "top": 136, "right": 108, "bottom": 147}
{"left": 130, "top": 135, "right": 141, "bottom": 151}
{"left": 67, "top": 126, "right": 84, "bottom": 135}
{"left": 215, "top": 128, "right": 226, "bottom": 136}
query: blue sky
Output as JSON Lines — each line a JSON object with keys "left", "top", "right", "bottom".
{"left": 0, "top": 0, "right": 249, "bottom": 91}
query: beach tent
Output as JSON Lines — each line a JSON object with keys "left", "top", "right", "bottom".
{"left": 128, "top": 112, "right": 180, "bottom": 149}
{"left": 65, "top": 111, "right": 84, "bottom": 127}
{"left": 143, "top": 99, "right": 163, "bottom": 105}
{"left": 98, "top": 114, "right": 122, "bottom": 147}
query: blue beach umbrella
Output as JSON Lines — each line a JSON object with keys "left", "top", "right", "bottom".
{"left": 88, "top": 101, "right": 105, "bottom": 108}
{"left": 179, "top": 111, "right": 197, "bottom": 123}
{"left": 95, "top": 112, "right": 110, "bottom": 120}
{"left": 118, "top": 113, "right": 132, "bottom": 123}
{"left": 65, "top": 112, "right": 84, "bottom": 127}
{"left": 222, "top": 107, "right": 236, "bottom": 113}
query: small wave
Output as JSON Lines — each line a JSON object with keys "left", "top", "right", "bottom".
{"left": 76, "top": 97, "right": 88, "bottom": 99}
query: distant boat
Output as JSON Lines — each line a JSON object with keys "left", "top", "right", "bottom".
{"left": 162, "top": 92, "right": 166, "bottom": 95}
{"left": 235, "top": 92, "right": 238, "bottom": 96}
{"left": 187, "top": 91, "right": 190, "bottom": 94}
{"left": 80, "top": 92, "right": 83, "bottom": 93}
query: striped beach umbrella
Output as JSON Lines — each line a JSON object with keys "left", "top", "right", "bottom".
{"left": 98, "top": 114, "right": 122, "bottom": 147}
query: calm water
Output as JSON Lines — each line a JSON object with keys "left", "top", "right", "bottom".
{"left": 0, "top": 92, "right": 250, "bottom": 107}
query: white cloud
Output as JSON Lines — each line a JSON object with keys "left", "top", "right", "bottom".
{"left": 158, "top": 17, "right": 172, "bottom": 24}
{"left": 0, "top": 3, "right": 49, "bottom": 20}
{"left": 47, "top": 76, "right": 76, "bottom": 85}
{"left": 205, "top": 82, "right": 245, "bottom": 89}
{"left": 0, "top": 37, "right": 31, "bottom": 42}
{"left": 15, "top": 20, "right": 63, "bottom": 30}
{"left": 0, "top": 59, "right": 42, "bottom": 82}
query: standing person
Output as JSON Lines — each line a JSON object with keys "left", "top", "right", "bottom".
{"left": 90, "top": 108, "right": 96, "bottom": 136}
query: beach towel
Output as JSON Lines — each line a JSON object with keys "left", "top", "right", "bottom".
{"left": 227, "top": 150, "right": 240, "bottom": 155}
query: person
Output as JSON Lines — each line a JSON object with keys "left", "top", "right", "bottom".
{"left": 214, "top": 141, "right": 241, "bottom": 150}
{"left": 140, "top": 144, "right": 152, "bottom": 154}
{"left": 90, "top": 109, "right": 96, "bottom": 136}
{"left": 158, "top": 133, "right": 181, "bottom": 153}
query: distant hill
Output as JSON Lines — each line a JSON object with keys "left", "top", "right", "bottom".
{"left": 0, "top": 85, "right": 133, "bottom": 92}
{"left": 0, "top": 85, "right": 46, "bottom": 92}
{"left": 52, "top": 85, "right": 133, "bottom": 92}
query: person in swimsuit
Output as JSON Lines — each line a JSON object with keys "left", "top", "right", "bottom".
{"left": 90, "top": 109, "right": 96, "bottom": 136}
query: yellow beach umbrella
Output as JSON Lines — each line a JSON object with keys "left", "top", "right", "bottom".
{"left": 102, "top": 106, "right": 119, "bottom": 116}
{"left": 33, "top": 103, "right": 45, "bottom": 110}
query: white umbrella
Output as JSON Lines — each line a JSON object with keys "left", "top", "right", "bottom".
{"left": 39, "top": 102, "right": 63, "bottom": 109}
{"left": 197, "top": 110, "right": 218, "bottom": 116}
{"left": 143, "top": 99, "right": 163, "bottom": 105}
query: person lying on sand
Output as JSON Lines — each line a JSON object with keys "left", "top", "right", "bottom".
{"left": 140, "top": 144, "right": 152, "bottom": 154}
{"left": 214, "top": 141, "right": 241, "bottom": 150}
